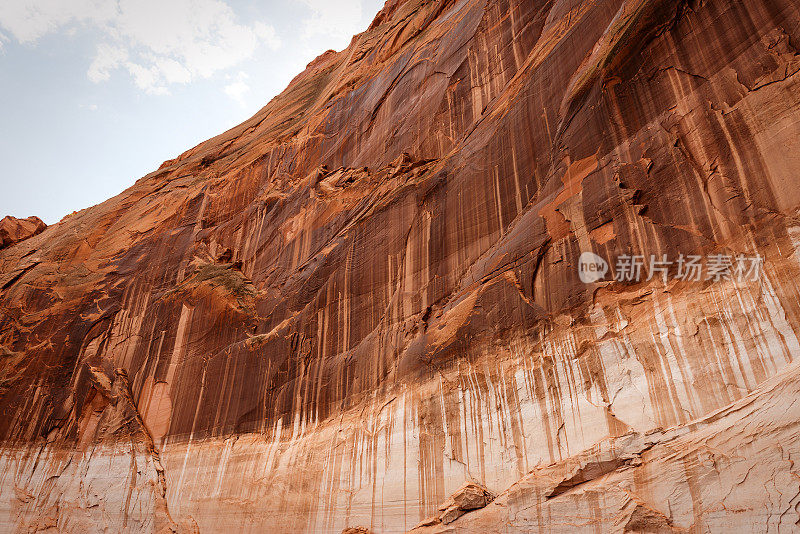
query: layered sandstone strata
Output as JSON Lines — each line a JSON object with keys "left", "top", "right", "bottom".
{"left": 2, "top": 0, "right": 800, "bottom": 532}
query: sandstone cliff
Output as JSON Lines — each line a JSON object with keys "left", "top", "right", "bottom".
{"left": 0, "top": 216, "right": 46, "bottom": 250}
{"left": 2, "top": 0, "right": 800, "bottom": 532}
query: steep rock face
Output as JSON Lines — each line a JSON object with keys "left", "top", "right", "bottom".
{"left": 0, "top": 216, "right": 46, "bottom": 250}
{"left": 411, "top": 359, "right": 800, "bottom": 532}
{"left": 2, "top": 0, "right": 800, "bottom": 532}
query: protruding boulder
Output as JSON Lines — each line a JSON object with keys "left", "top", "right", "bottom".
{"left": 0, "top": 216, "right": 46, "bottom": 250}
{"left": 415, "top": 482, "right": 495, "bottom": 527}
{"left": 451, "top": 483, "right": 492, "bottom": 511}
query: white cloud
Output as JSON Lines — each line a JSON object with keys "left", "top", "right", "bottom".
{"left": 254, "top": 22, "right": 281, "bottom": 52}
{"left": 125, "top": 62, "right": 170, "bottom": 95}
{"left": 224, "top": 71, "right": 250, "bottom": 106}
{"left": 297, "top": 0, "right": 364, "bottom": 41}
{"left": 0, "top": 0, "right": 116, "bottom": 43}
{"left": 80, "top": 103, "right": 99, "bottom": 111}
{"left": 0, "top": 0, "right": 282, "bottom": 94}
{"left": 153, "top": 57, "right": 192, "bottom": 85}
{"left": 87, "top": 43, "right": 127, "bottom": 82}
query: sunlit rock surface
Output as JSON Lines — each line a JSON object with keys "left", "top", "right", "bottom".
{"left": 0, "top": 216, "right": 46, "bottom": 250}
{"left": 2, "top": 0, "right": 800, "bottom": 532}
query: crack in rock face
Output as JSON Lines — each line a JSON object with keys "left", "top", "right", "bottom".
{"left": 3, "top": 0, "right": 800, "bottom": 532}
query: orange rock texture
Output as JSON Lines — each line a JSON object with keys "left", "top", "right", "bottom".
{"left": 2, "top": 0, "right": 800, "bottom": 532}
{"left": 0, "top": 216, "right": 45, "bottom": 250}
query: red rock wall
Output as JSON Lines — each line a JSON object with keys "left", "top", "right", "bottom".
{"left": 1, "top": 0, "right": 800, "bottom": 532}
{"left": 0, "top": 216, "right": 46, "bottom": 250}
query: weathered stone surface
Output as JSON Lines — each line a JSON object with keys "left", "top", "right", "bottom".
{"left": 2, "top": 0, "right": 800, "bottom": 532}
{"left": 0, "top": 367, "right": 186, "bottom": 533}
{"left": 414, "top": 483, "right": 493, "bottom": 527}
{"left": 409, "top": 359, "right": 800, "bottom": 532}
{"left": 451, "top": 483, "right": 492, "bottom": 511}
{"left": 438, "top": 506, "right": 464, "bottom": 526}
{"left": 0, "top": 216, "right": 45, "bottom": 250}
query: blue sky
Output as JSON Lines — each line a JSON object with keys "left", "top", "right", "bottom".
{"left": 0, "top": 0, "right": 385, "bottom": 224}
